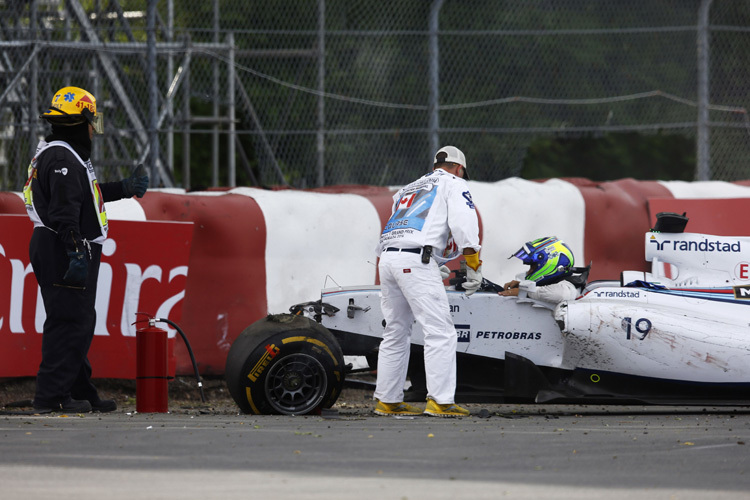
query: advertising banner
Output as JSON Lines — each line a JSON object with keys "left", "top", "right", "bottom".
{"left": 0, "top": 215, "right": 193, "bottom": 378}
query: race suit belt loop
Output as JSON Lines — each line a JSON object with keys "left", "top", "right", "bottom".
{"left": 385, "top": 247, "right": 421, "bottom": 254}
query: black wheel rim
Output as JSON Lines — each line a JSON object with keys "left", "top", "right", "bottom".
{"left": 264, "top": 353, "right": 327, "bottom": 415}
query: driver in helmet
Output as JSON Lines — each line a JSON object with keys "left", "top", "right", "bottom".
{"left": 499, "top": 236, "right": 578, "bottom": 303}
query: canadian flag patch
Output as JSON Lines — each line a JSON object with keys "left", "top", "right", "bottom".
{"left": 403, "top": 269, "right": 411, "bottom": 273}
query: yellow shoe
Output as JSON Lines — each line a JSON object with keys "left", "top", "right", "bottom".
{"left": 374, "top": 400, "right": 423, "bottom": 416}
{"left": 423, "top": 398, "right": 470, "bottom": 417}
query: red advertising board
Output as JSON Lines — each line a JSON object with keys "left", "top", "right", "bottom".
{"left": 0, "top": 215, "right": 193, "bottom": 378}
{"left": 648, "top": 198, "right": 750, "bottom": 236}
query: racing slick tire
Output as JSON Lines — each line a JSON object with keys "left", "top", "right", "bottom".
{"left": 225, "top": 314, "right": 345, "bottom": 415}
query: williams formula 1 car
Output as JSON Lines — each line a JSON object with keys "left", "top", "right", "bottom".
{"left": 225, "top": 213, "right": 750, "bottom": 414}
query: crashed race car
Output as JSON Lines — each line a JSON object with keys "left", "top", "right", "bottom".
{"left": 225, "top": 213, "right": 750, "bottom": 415}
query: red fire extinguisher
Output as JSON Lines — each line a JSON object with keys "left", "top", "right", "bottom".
{"left": 135, "top": 314, "right": 169, "bottom": 413}
{"left": 134, "top": 313, "right": 206, "bottom": 413}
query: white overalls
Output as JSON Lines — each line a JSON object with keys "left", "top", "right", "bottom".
{"left": 374, "top": 169, "right": 480, "bottom": 404}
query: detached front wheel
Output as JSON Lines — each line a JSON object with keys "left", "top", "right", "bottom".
{"left": 225, "top": 314, "right": 345, "bottom": 415}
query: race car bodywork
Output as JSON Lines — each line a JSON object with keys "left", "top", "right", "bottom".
{"left": 550, "top": 229, "right": 750, "bottom": 404}
{"left": 226, "top": 215, "right": 750, "bottom": 413}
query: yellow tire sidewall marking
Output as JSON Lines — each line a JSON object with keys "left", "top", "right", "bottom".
{"left": 245, "top": 387, "right": 261, "bottom": 414}
{"left": 282, "top": 336, "right": 339, "bottom": 366}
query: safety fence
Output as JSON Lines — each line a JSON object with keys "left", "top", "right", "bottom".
{"left": 1, "top": 0, "right": 749, "bottom": 191}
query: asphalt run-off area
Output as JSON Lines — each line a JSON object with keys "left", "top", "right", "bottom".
{"left": 1, "top": 401, "right": 749, "bottom": 500}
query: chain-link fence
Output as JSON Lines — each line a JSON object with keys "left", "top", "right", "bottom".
{"left": 1, "top": 0, "right": 749, "bottom": 191}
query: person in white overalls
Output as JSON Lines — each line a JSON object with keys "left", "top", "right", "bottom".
{"left": 374, "top": 146, "right": 482, "bottom": 417}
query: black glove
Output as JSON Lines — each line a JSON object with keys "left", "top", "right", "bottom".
{"left": 122, "top": 164, "right": 149, "bottom": 198}
{"left": 63, "top": 251, "right": 88, "bottom": 287}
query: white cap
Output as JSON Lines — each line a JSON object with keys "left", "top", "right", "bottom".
{"left": 434, "top": 145, "right": 469, "bottom": 179}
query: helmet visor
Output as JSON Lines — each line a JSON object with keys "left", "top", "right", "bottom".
{"left": 511, "top": 243, "right": 534, "bottom": 265}
{"left": 90, "top": 113, "right": 104, "bottom": 134}
{"left": 81, "top": 107, "right": 103, "bottom": 134}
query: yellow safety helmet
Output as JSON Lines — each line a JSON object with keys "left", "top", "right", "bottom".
{"left": 40, "top": 86, "right": 103, "bottom": 134}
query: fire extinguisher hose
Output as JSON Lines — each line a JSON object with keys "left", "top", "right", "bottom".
{"left": 157, "top": 318, "right": 207, "bottom": 403}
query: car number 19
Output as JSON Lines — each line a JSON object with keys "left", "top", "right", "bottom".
{"left": 622, "top": 317, "right": 652, "bottom": 340}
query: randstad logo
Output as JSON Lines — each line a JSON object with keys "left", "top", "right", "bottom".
{"left": 650, "top": 238, "right": 741, "bottom": 253}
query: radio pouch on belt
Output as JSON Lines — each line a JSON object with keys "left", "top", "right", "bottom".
{"left": 421, "top": 245, "right": 432, "bottom": 264}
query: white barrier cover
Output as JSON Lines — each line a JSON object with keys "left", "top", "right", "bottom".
{"left": 229, "top": 179, "right": 588, "bottom": 313}
{"left": 659, "top": 180, "right": 750, "bottom": 199}
{"left": 105, "top": 197, "right": 147, "bottom": 221}
{"left": 469, "top": 178, "right": 586, "bottom": 283}
{"left": 231, "top": 187, "right": 382, "bottom": 314}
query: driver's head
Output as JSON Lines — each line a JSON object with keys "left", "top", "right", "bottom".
{"left": 511, "top": 236, "right": 574, "bottom": 286}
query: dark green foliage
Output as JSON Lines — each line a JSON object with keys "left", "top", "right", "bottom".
{"left": 522, "top": 132, "right": 695, "bottom": 181}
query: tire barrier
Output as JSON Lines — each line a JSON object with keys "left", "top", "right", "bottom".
{"left": 2, "top": 177, "right": 750, "bottom": 377}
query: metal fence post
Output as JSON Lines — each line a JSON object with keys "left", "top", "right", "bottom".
{"left": 696, "top": 0, "right": 713, "bottom": 181}
{"left": 428, "top": 0, "right": 444, "bottom": 164}
{"left": 147, "top": 0, "right": 160, "bottom": 186}
{"left": 227, "top": 32, "right": 236, "bottom": 187}
{"left": 182, "top": 35, "right": 192, "bottom": 190}
{"left": 316, "top": 0, "right": 326, "bottom": 188}
{"left": 212, "top": 0, "right": 220, "bottom": 187}
{"left": 167, "top": 0, "right": 175, "bottom": 179}
{"left": 29, "top": 0, "right": 38, "bottom": 160}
